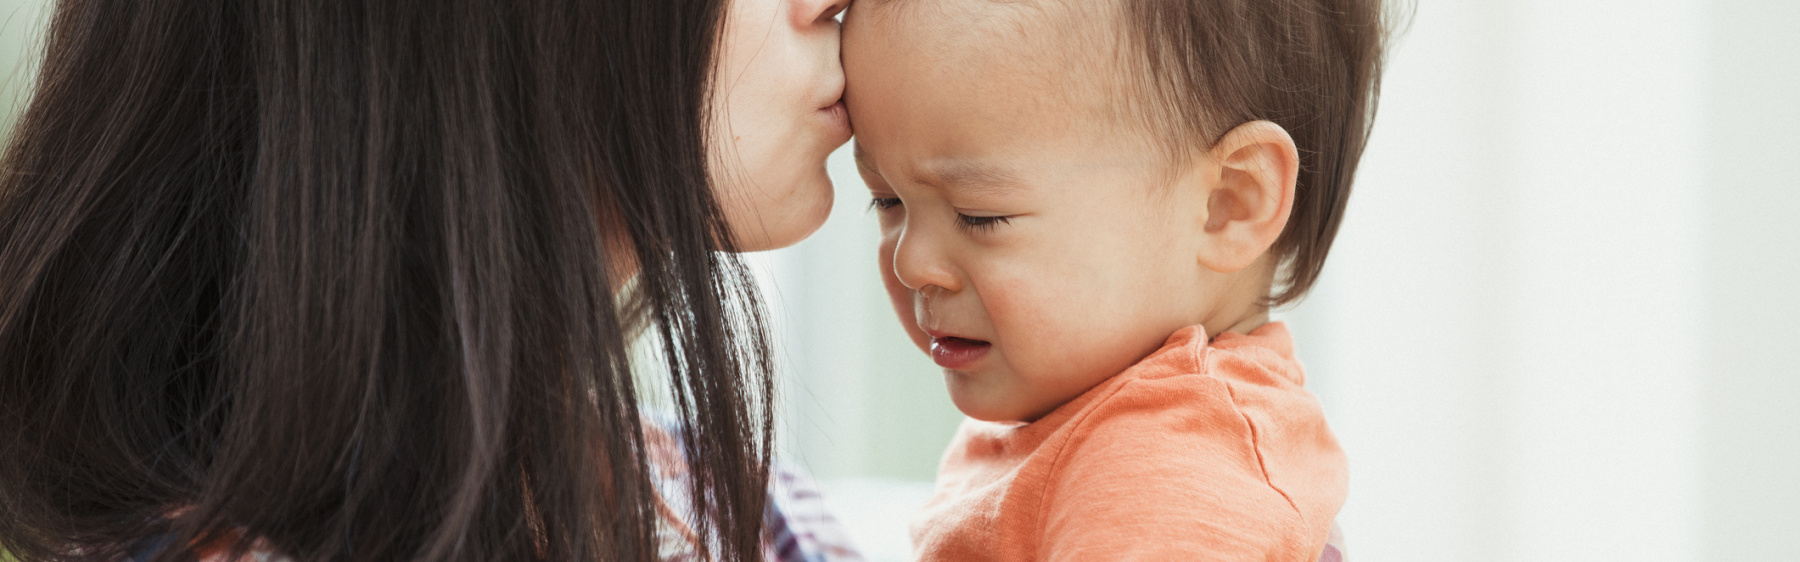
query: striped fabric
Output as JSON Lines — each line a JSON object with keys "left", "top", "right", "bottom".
{"left": 642, "top": 412, "right": 865, "bottom": 561}
{"left": 1322, "top": 520, "right": 1348, "bottom": 562}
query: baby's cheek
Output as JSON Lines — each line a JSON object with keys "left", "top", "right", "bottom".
{"left": 982, "top": 274, "right": 1114, "bottom": 390}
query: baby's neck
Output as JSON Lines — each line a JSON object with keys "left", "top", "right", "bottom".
{"left": 1196, "top": 260, "right": 1279, "bottom": 341}
{"left": 1196, "top": 276, "right": 1276, "bottom": 342}
{"left": 1207, "top": 310, "right": 1272, "bottom": 341}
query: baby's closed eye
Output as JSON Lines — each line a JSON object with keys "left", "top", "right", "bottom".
{"left": 866, "top": 194, "right": 1016, "bottom": 235}
{"left": 955, "top": 213, "right": 1012, "bottom": 234}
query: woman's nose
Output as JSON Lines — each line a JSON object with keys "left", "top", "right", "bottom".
{"left": 790, "top": 0, "right": 848, "bottom": 27}
{"left": 890, "top": 224, "right": 961, "bottom": 294}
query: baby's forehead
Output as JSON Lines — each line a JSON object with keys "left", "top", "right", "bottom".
{"left": 854, "top": 0, "right": 1114, "bottom": 56}
{"left": 849, "top": 0, "right": 1126, "bottom": 107}
{"left": 845, "top": 0, "right": 1164, "bottom": 173}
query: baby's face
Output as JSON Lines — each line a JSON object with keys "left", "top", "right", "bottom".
{"left": 845, "top": 2, "right": 1225, "bottom": 422}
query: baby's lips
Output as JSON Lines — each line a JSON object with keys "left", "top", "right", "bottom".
{"left": 930, "top": 336, "right": 992, "bottom": 369}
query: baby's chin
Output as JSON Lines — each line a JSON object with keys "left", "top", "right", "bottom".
{"left": 944, "top": 368, "right": 1063, "bottom": 424}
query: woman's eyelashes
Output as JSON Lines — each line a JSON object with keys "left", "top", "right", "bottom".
{"left": 868, "top": 196, "right": 903, "bottom": 212}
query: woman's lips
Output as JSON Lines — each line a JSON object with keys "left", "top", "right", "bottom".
{"left": 930, "top": 336, "right": 990, "bottom": 369}
{"left": 817, "top": 99, "right": 850, "bottom": 138}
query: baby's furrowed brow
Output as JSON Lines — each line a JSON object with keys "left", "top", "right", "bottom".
{"left": 924, "top": 159, "right": 1030, "bottom": 197}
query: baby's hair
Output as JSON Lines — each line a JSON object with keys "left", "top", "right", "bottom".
{"left": 1117, "top": 0, "right": 1395, "bottom": 305}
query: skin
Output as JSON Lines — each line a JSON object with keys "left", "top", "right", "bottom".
{"left": 709, "top": 0, "right": 852, "bottom": 252}
{"left": 843, "top": 1, "right": 1301, "bottom": 423}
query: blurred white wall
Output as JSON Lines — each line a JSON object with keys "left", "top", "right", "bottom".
{"left": 1289, "top": 0, "right": 1713, "bottom": 558}
{"left": 766, "top": 1, "right": 1800, "bottom": 561}
{"left": 0, "top": 0, "right": 46, "bottom": 130}
{"left": 1282, "top": 0, "right": 1800, "bottom": 559}
{"left": 1699, "top": 1, "right": 1800, "bottom": 559}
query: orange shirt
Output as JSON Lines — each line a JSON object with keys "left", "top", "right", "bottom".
{"left": 912, "top": 323, "right": 1346, "bottom": 561}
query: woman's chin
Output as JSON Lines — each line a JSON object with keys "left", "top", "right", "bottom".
{"left": 728, "top": 172, "right": 835, "bottom": 252}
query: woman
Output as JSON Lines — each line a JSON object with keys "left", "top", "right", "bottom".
{"left": 0, "top": 0, "right": 851, "bottom": 560}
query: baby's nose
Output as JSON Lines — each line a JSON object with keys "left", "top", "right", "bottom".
{"left": 919, "top": 284, "right": 949, "bottom": 299}
{"left": 890, "top": 231, "right": 961, "bottom": 293}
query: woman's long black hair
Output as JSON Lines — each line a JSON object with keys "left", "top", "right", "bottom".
{"left": 0, "top": 0, "right": 775, "bottom": 560}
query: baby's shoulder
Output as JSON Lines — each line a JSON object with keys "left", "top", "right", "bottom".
{"left": 1067, "top": 323, "right": 1322, "bottom": 441}
{"left": 1063, "top": 361, "right": 1339, "bottom": 477}
{"left": 1057, "top": 370, "right": 1266, "bottom": 463}
{"left": 1038, "top": 370, "right": 1346, "bottom": 558}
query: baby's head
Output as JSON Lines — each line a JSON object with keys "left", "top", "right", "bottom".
{"left": 844, "top": 0, "right": 1387, "bottom": 422}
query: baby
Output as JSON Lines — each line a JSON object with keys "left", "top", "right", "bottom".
{"left": 842, "top": 0, "right": 1387, "bottom": 559}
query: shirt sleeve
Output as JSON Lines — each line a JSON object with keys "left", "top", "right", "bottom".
{"left": 1037, "top": 374, "right": 1342, "bottom": 562}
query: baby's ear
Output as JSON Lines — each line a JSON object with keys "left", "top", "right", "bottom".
{"left": 1193, "top": 120, "right": 1298, "bottom": 273}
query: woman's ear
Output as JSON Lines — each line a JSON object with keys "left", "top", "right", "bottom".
{"left": 1193, "top": 120, "right": 1299, "bottom": 273}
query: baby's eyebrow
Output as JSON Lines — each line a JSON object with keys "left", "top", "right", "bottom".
{"left": 923, "top": 159, "right": 1029, "bottom": 197}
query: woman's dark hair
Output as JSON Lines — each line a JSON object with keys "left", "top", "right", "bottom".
{"left": 0, "top": 0, "right": 775, "bottom": 560}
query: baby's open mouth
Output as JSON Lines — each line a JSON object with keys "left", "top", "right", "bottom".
{"left": 930, "top": 337, "right": 991, "bottom": 369}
